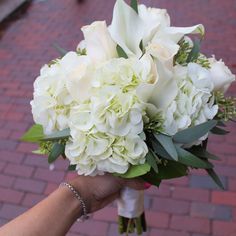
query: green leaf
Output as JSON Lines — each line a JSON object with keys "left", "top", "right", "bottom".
{"left": 48, "top": 143, "right": 65, "bottom": 164}
{"left": 175, "top": 145, "right": 213, "bottom": 169}
{"left": 130, "top": 0, "right": 138, "bottom": 14}
{"left": 211, "top": 126, "right": 230, "bottom": 135}
{"left": 21, "top": 124, "right": 44, "bottom": 143}
{"left": 32, "top": 149, "right": 44, "bottom": 155}
{"left": 68, "top": 165, "right": 77, "bottom": 171}
{"left": 146, "top": 151, "right": 159, "bottom": 173}
{"left": 116, "top": 45, "right": 128, "bottom": 59}
{"left": 186, "top": 39, "right": 200, "bottom": 63}
{"left": 173, "top": 120, "right": 217, "bottom": 144}
{"left": 53, "top": 43, "right": 68, "bottom": 57}
{"left": 142, "top": 170, "right": 161, "bottom": 187}
{"left": 116, "top": 163, "right": 151, "bottom": 179}
{"left": 42, "top": 128, "right": 70, "bottom": 141}
{"left": 206, "top": 169, "right": 225, "bottom": 190}
{"left": 188, "top": 146, "right": 220, "bottom": 160}
{"left": 154, "top": 134, "right": 178, "bottom": 161}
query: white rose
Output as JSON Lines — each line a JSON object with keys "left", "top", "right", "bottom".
{"left": 209, "top": 56, "right": 235, "bottom": 93}
{"left": 82, "top": 21, "right": 117, "bottom": 63}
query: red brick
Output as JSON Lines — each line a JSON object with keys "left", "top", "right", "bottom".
{"left": 213, "top": 221, "right": 236, "bottom": 236}
{"left": 190, "top": 202, "right": 231, "bottom": 220}
{"left": 34, "top": 168, "right": 65, "bottom": 183}
{"left": 0, "top": 150, "right": 24, "bottom": 164}
{"left": 146, "top": 211, "right": 169, "bottom": 229}
{"left": 4, "top": 163, "right": 34, "bottom": 178}
{"left": 22, "top": 193, "right": 45, "bottom": 207}
{"left": 0, "top": 204, "right": 28, "bottom": 220}
{"left": 14, "top": 178, "right": 46, "bottom": 194}
{"left": 170, "top": 215, "right": 210, "bottom": 234}
{"left": 93, "top": 207, "right": 117, "bottom": 222}
{"left": 17, "top": 142, "right": 38, "bottom": 153}
{"left": 4, "top": 111, "right": 24, "bottom": 121}
{"left": 70, "top": 220, "right": 109, "bottom": 236}
{"left": 146, "top": 184, "right": 171, "bottom": 197}
{"left": 0, "top": 139, "right": 18, "bottom": 151}
{"left": 165, "top": 177, "right": 188, "bottom": 186}
{"left": 150, "top": 228, "right": 190, "bottom": 236}
{"left": 172, "top": 187, "right": 209, "bottom": 202}
{"left": 212, "top": 191, "right": 236, "bottom": 206}
{"left": 0, "top": 161, "right": 6, "bottom": 171}
{"left": 0, "top": 129, "right": 11, "bottom": 139}
{"left": 24, "top": 154, "right": 49, "bottom": 168}
{"left": 0, "top": 174, "right": 15, "bottom": 188}
{"left": 0, "top": 187, "right": 24, "bottom": 204}
{"left": 44, "top": 183, "right": 58, "bottom": 195}
{"left": 152, "top": 197, "right": 190, "bottom": 214}
{"left": 228, "top": 178, "right": 236, "bottom": 192}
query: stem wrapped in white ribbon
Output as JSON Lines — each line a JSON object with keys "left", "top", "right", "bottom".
{"left": 117, "top": 187, "right": 144, "bottom": 218}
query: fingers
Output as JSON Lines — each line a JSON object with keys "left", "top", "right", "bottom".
{"left": 123, "top": 178, "right": 146, "bottom": 190}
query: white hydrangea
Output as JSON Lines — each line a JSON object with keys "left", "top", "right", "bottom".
{"left": 31, "top": 52, "right": 92, "bottom": 135}
{"left": 65, "top": 128, "right": 147, "bottom": 175}
{"left": 163, "top": 63, "right": 218, "bottom": 136}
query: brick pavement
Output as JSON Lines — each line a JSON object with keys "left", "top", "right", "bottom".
{"left": 0, "top": 0, "right": 236, "bottom": 235}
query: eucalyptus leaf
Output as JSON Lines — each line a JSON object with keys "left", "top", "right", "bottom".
{"left": 142, "top": 170, "right": 161, "bottom": 187}
{"left": 211, "top": 126, "right": 230, "bottom": 135}
{"left": 116, "top": 45, "right": 128, "bottom": 59}
{"left": 116, "top": 163, "right": 151, "bottom": 179}
{"left": 173, "top": 120, "right": 217, "bottom": 144}
{"left": 48, "top": 143, "right": 65, "bottom": 164}
{"left": 21, "top": 124, "right": 44, "bottom": 143}
{"left": 188, "top": 146, "right": 220, "bottom": 160}
{"left": 154, "top": 134, "right": 178, "bottom": 161}
{"left": 42, "top": 128, "right": 70, "bottom": 141}
{"left": 186, "top": 39, "right": 200, "bottom": 63}
{"left": 130, "top": 0, "right": 138, "bottom": 14}
{"left": 175, "top": 145, "right": 213, "bottom": 169}
{"left": 151, "top": 139, "right": 172, "bottom": 160}
{"left": 206, "top": 169, "right": 225, "bottom": 190}
{"left": 146, "top": 151, "right": 159, "bottom": 173}
{"left": 53, "top": 43, "right": 68, "bottom": 57}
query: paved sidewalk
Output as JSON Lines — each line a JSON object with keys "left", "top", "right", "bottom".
{"left": 0, "top": 0, "right": 236, "bottom": 235}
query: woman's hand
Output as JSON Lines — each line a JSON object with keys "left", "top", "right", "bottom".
{"left": 69, "top": 174, "right": 146, "bottom": 213}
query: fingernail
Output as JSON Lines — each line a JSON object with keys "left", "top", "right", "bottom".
{"left": 144, "top": 183, "right": 152, "bottom": 189}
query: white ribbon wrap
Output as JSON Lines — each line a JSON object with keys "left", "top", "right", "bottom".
{"left": 117, "top": 187, "right": 144, "bottom": 218}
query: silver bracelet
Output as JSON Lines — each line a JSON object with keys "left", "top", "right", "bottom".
{"left": 60, "top": 182, "right": 89, "bottom": 221}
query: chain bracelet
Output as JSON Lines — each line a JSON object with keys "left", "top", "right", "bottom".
{"left": 60, "top": 182, "right": 89, "bottom": 221}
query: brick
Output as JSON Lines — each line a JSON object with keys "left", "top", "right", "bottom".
{"left": 229, "top": 178, "right": 236, "bottom": 192}
{"left": 212, "top": 191, "right": 236, "bottom": 206}
{"left": 0, "top": 150, "right": 24, "bottom": 164}
{"left": 146, "top": 184, "right": 171, "bottom": 197}
{"left": 70, "top": 220, "right": 109, "bottom": 236}
{"left": 34, "top": 168, "right": 65, "bottom": 183}
{"left": 0, "top": 204, "right": 28, "bottom": 220}
{"left": 0, "top": 187, "right": 24, "bottom": 204}
{"left": 44, "top": 182, "right": 58, "bottom": 195}
{"left": 172, "top": 187, "right": 209, "bottom": 202}
{"left": 146, "top": 211, "right": 169, "bottom": 228}
{"left": 152, "top": 197, "right": 190, "bottom": 215}
{"left": 214, "top": 165, "right": 236, "bottom": 178}
{"left": 24, "top": 154, "right": 49, "bottom": 168}
{"left": 0, "top": 129, "right": 11, "bottom": 138}
{"left": 17, "top": 142, "right": 38, "bottom": 153}
{"left": 150, "top": 229, "right": 190, "bottom": 236}
{"left": 0, "top": 161, "right": 6, "bottom": 171}
{"left": 0, "top": 174, "right": 15, "bottom": 188}
{"left": 0, "top": 139, "right": 18, "bottom": 151}
{"left": 4, "top": 163, "right": 34, "bottom": 178}
{"left": 190, "top": 175, "right": 227, "bottom": 190}
{"left": 22, "top": 193, "right": 45, "bottom": 207}
{"left": 170, "top": 215, "right": 210, "bottom": 234}
{"left": 213, "top": 221, "right": 236, "bottom": 236}
{"left": 93, "top": 207, "right": 117, "bottom": 222}
{"left": 165, "top": 177, "right": 188, "bottom": 186}
{"left": 191, "top": 202, "right": 232, "bottom": 220}
{"left": 0, "top": 218, "right": 7, "bottom": 227}
{"left": 14, "top": 178, "right": 46, "bottom": 194}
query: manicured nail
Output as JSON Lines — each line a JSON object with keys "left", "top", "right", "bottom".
{"left": 144, "top": 183, "right": 151, "bottom": 189}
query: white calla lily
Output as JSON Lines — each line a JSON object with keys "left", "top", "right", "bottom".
{"left": 109, "top": 0, "right": 145, "bottom": 57}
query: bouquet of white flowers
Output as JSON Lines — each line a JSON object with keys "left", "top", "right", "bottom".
{"left": 22, "top": 0, "right": 236, "bottom": 235}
